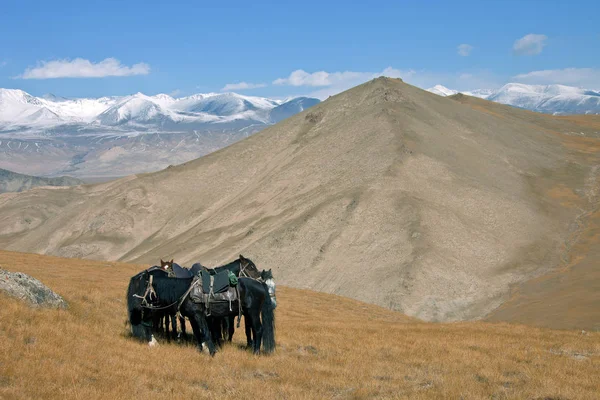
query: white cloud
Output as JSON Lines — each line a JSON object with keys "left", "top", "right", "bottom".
{"left": 512, "top": 68, "right": 600, "bottom": 88}
{"left": 221, "top": 82, "right": 267, "bottom": 91}
{"left": 275, "top": 67, "right": 410, "bottom": 99}
{"left": 457, "top": 44, "right": 473, "bottom": 56}
{"left": 18, "top": 58, "right": 150, "bottom": 79}
{"left": 275, "top": 67, "right": 500, "bottom": 99}
{"left": 513, "top": 34, "right": 547, "bottom": 56}
{"left": 273, "top": 68, "right": 406, "bottom": 88}
{"left": 273, "top": 70, "right": 333, "bottom": 86}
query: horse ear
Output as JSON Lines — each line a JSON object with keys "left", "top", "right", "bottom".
{"left": 170, "top": 259, "right": 173, "bottom": 264}
{"left": 239, "top": 254, "right": 246, "bottom": 261}
{"left": 160, "top": 259, "right": 164, "bottom": 264}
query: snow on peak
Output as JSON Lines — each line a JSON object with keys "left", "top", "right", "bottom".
{"left": 426, "top": 83, "right": 600, "bottom": 115}
{"left": 427, "top": 85, "right": 458, "bottom": 97}
{"left": 488, "top": 83, "right": 600, "bottom": 114}
{"left": 0, "top": 88, "right": 318, "bottom": 130}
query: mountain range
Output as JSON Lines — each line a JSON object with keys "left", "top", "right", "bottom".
{"left": 427, "top": 83, "right": 600, "bottom": 115}
{"left": 0, "top": 88, "right": 320, "bottom": 131}
{"left": 0, "top": 89, "right": 319, "bottom": 178}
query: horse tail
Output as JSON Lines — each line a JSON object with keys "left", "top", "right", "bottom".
{"left": 260, "top": 281, "right": 276, "bottom": 353}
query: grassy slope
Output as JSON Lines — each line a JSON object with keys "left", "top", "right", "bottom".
{"left": 0, "top": 250, "right": 598, "bottom": 399}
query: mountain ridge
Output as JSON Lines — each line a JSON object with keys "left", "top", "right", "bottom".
{"left": 0, "top": 167, "right": 83, "bottom": 193}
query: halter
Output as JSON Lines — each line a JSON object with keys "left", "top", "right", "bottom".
{"left": 132, "top": 274, "right": 157, "bottom": 307}
{"left": 133, "top": 273, "right": 189, "bottom": 312}
{"left": 239, "top": 259, "right": 250, "bottom": 278}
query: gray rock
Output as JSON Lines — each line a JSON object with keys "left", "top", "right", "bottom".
{"left": 0, "top": 268, "right": 67, "bottom": 309}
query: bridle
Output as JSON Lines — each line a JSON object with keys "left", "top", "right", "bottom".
{"left": 132, "top": 274, "right": 157, "bottom": 307}
{"left": 239, "top": 259, "right": 251, "bottom": 278}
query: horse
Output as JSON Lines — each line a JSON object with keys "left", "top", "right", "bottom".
{"left": 188, "top": 275, "right": 276, "bottom": 355}
{"left": 126, "top": 268, "right": 216, "bottom": 354}
{"left": 192, "top": 254, "right": 261, "bottom": 279}
{"left": 191, "top": 255, "right": 265, "bottom": 346}
{"left": 158, "top": 259, "right": 196, "bottom": 340}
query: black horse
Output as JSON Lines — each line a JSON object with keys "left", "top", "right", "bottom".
{"left": 191, "top": 255, "right": 264, "bottom": 345}
{"left": 191, "top": 254, "right": 261, "bottom": 279}
{"left": 191, "top": 276, "right": 276, "bottom": 355}
{"left": 127, "top": 265, "right": 275, "bottom": 355}
{"left": 127, "top": 268, "right": 215, "bottom": 354}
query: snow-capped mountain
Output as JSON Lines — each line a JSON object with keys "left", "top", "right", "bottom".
{"left": 0, "top": 89, "right": 321, "bottom": 178}
{"left": 427, "top": 83, "right": 600, "bottom": 115}
{"left": 461, "top": 89, "right": 496, "bottom": 99}
{"left": 0, "top": 89, "right": 320, "bottom": 132}
{"left": 487, "top": 83, "right": 600, "bottom": 115}
{"left": 268, "top": 97, "right": 321, "bottom": 123}
{"left": 428, "top": 85, "right": 458, "bottom": 97}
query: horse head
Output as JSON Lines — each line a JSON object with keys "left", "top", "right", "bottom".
{"left": 260, "top": 268, "right": 277, "bottom": 308}
{"left": 126, "top": 270, "right": 154, "bottom": 340}
{"left": 160, "top": 259, "right": 174, "bottom": 272}
{"left": 239, "top": 254, "right": 260, "bottom": 278}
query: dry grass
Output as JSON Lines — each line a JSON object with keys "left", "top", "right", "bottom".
{"left": 0, "top": 250, "right": 599, "bottom": 399}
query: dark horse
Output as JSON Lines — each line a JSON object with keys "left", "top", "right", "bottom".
{"left": 158, "top": 259, "right": 194, "bottom": 340}
{"left": 191, "top": 255, "right": 267, "bottom": 347}
{"left": 127, "top": 264, "right": 276, "bottom": 355}
{"left": 126, "top": 268, "right": 215, "bottom": 354}
{"left": 192, "top": 254, "right": 261, "bottom": 279}
{"left": 192, "top": 276, "right": 276, "bottom": 355}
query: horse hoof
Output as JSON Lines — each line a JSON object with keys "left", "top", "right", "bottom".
{"left": 148, "top": 335, "right": 159, "bottom": 347}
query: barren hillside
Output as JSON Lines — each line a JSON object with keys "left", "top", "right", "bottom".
{"left": 0, "top": 78, "right": 598, "bottom": 324}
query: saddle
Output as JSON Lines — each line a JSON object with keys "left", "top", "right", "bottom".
{"left": 189, "top": 270, "right": 239, "bottom": 316}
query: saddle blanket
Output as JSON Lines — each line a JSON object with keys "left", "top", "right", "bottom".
{"left": 189, "top": 272, "right": 238, "bottom": 306}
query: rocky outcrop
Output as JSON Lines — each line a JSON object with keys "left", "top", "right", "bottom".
{"left": 0, "top": 268, "right": 67, "bottom": 308}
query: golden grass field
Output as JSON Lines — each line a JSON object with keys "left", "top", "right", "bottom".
{"left": 0, "top": 249, "right": 599, "bottom": 399}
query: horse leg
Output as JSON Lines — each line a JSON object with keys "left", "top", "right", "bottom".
{"left": 152, "top": 312, "right": 162, "bottom": 337}
{"left": 187, "top": 314, "right": 205, "bottom": 352}
{"left": 249, "top": 307, "right": 263, "bottom": 355}
{"left": 227, "top": 315, "right": 235, "bottom": 342}
{"left": 178, "top": 315, "right": 187, "bottom": 342}
{"left": 164, "top": 313, "right": 171, "bottom": 342}
{"left": 209, "top": 317, "right": 223, "bottom": 348}
{"left": 183, "top": 302, "right": 216, "bottom": 356}
{"left": 244, "top": 313, "right": 253, "bottom": 349}
{"left": 170, "top": 312, "right": 177, "bottom": 342}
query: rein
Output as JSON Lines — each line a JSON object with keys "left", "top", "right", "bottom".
{"left": 142, "top": 300, "right": 180, "bottom": 311}
{"left": 132, "top": 273, "right": 187, "bottom": 311}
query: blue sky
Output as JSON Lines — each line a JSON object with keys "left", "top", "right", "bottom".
{"left": 1, "top": 0, "right": 598, "bottom": 99}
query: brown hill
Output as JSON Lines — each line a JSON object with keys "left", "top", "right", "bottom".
{"left": 0, "top": 78, "right": 598, "bottom": 325}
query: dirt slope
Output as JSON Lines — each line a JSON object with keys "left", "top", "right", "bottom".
{"left": 0, "top": 78, "right": 598, "bottom": 324}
